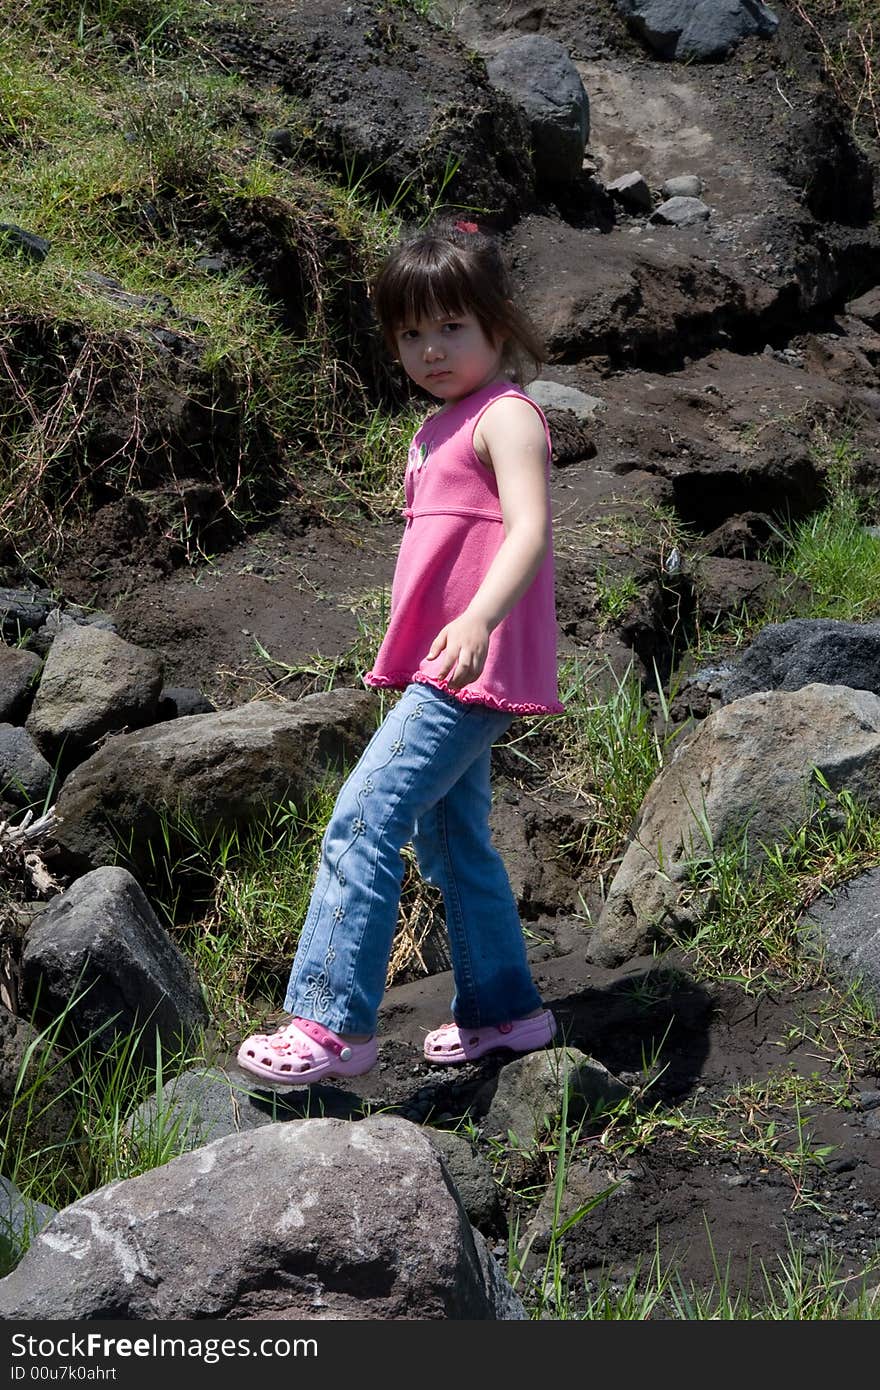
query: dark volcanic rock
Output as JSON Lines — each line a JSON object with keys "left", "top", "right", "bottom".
{"left": 485, "top": 35, "right": 589, "bottom": 185}
{"left": 21, "top": 867, "right": 208, "bottom": 1067}
{"left": 722, "top": 620, "right": 880, "bottom": 703}
{"left": 614, "top": 0, "right": 779, "bottom": 62}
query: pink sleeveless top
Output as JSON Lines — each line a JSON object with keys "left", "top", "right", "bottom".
{"left": 364, "top": 379, "right": 564, "bottom": 715}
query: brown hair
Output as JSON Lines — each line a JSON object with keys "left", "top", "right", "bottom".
{"left": 371, "top": 217, "right": 544, "bottom": 384}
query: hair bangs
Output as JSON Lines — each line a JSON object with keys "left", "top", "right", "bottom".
{"left": 385, "top": 254, "right": 471, "bottom": 332}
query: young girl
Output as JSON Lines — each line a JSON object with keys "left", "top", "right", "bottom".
{"left": 237, "top": 218, "right": 563, "bottom": 1084}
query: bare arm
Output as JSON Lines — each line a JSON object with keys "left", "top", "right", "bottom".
{"left": 425, "top": 395, "right": 550, "bottom": 690}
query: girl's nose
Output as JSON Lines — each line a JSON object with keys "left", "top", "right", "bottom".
{"left": 423, "top": 340, "right": 444, "bottom": 361}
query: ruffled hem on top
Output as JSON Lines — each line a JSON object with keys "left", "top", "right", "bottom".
{"left": 363, "top": 669, "right": 565, "bottom": 716}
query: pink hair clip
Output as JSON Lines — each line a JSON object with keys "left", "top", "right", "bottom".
{"left": 453, "top": 220, "right": 479, "bottom": 234}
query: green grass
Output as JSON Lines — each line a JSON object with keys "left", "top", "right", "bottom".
{"left": 674, "top": 776, "right": 880, "bottom": 1000}
{"left": 0, "top": 8, "right": 412, "bottom": 573}
{"left": 516, "top": 1233, "right": 880, "bottom": 1319}
{"left": 593, "top": 566, "right": 640, "bottom": 629}
{"left": 504, "top": 656, "right": 682, "bottom": 873}
{"left": 143, "top": 771, "right": 440, "bottom": 1046}
{"left": 140, "top": 793, "right": 338, "bottom": 1042}
{"left": 497, "top": 1049, "right": 880, "bottom": 1318}
{"left": 771, "top": 504, "right": 880, "bottom": 622}
{"left": 1, "top": 993, "right": 207, "bottom": 1231}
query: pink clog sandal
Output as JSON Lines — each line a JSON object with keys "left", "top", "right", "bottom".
{"left": 423, "top": 1009, "right": 557, "bottom": 1064}
{"left": 237, "top": 1016, "right": 378, "bottom": 1084}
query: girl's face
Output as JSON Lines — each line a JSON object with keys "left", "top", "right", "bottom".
{"left": 393, "top": 310, "right": 506, "bottom": 403}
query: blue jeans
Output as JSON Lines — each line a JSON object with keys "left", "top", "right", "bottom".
{"left": 284, "top": 682, "right": 544, "bottom": 1034}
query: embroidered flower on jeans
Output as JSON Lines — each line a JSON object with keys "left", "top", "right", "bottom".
{"left": 351, "top": 817, "right": 366, "bottom": 836}
{"left": 302, "top": 972, "right": 333, "bottom": 1016}
{"left": 390, "top": 738, "right": 405, "bottom": 755}
{"left": 337, "top": 871, "right": 346, "bottom": 886}
{"left": 333, "top": 905, "right": 346, "bottom": 922}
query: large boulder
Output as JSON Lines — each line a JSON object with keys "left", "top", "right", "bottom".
{"left": 615, "top": 0, "right": 779, "bottom": 62}
{"left": 0, "top": 1116, "right": 525, "bottom": 1319}
{"left": 51, "top": 688, "right": 378, "bottom": 876}
{"left": 485, "top": 37, "right": 589, "bottom": 185}
{"left": 21, "top": 866, "right": 207, "bottom": 1066}
{"left": 722, "top": 619, "right": 880, "bottom": 703}
{"left": 588, "top": 684, "right": 880, "bottom": 965}
{"left": 25, "top": 625, "right": 162, "bottom": 768}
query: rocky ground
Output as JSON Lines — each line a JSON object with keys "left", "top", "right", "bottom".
{"left": 4, "top": 0, "right": 880, "bottom": 1306}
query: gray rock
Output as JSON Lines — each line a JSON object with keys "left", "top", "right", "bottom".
{"left": 132, "top": 1075, "right": 508, "bottom": 1241}
{"left": 526, "top": 380, "right": 604, "bottom": 420}
{"left": 588, "top": 684, "right": 880, "bottom": 966}
{"left": 615, "top": 0, "right": 779, "bottom": 62}
{"left": 228, "top": 3, "right": 534, "bottom": 223}
{"left": 801, "top": 867, "right": 880, "bottom": 1005}
{"left": 722, "top": 620, "right": 880, "bottom": 703}
{"left": 0, "top": 646, "right": 42, "bottom": 724}
{"left": 127, "top": 1066, "right": 284, "bottom": 1151}
{"left": 662, "top": 174, "right": 703, "bottom": 198}
{"left": 21, "top": 866, "right": 207, "bottom": 1067}
{"left": 52, "top": 688, "right": 377, "bottom": 876}
{"left": 486, "top": 36, "right": 589, "bottom": 185}
{"left": 0, "top": 1178, "right": 55, "bottom": 1273}
{"left": 425, "top": 1129, "right": 506, "bottom": 1235}
{"left": 482, "top": 1048, "right": 629, "bottom": 1148}
{"left": 156, "top": 686, "right": 216, "bottom": 719}
{"left": 0, "top": 1116, "right": 524, "bottom": 1319}
{"left": 0, "top": 590, "right": 54, "bottom": 646}
{"left": 265, "top": 127, "right": 294, "bottom": 157}
{"left": 607, "top": 170, "right": 653, "bottom": 213}
{"left": 26, "top": 625, "right": 162, "bottom": 766}
{"left": 650, "top": 195, "right": 711, "bottom": 226}
{"left": 0, "top": 725, "right": 54, "bottom": 809}
{"left": 27, "top": 605, "right": 117, "bottom": 660}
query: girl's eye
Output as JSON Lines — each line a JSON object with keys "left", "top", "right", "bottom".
{"left": 442, "top": 322, "right": 462, "bottom": 332}
{"left": 399, "top": 329, "right": 418, "bottom": 341}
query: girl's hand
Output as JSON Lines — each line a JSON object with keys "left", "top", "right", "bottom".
{"left": 424, "top": 613, "right": 490, "bottom": 689}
